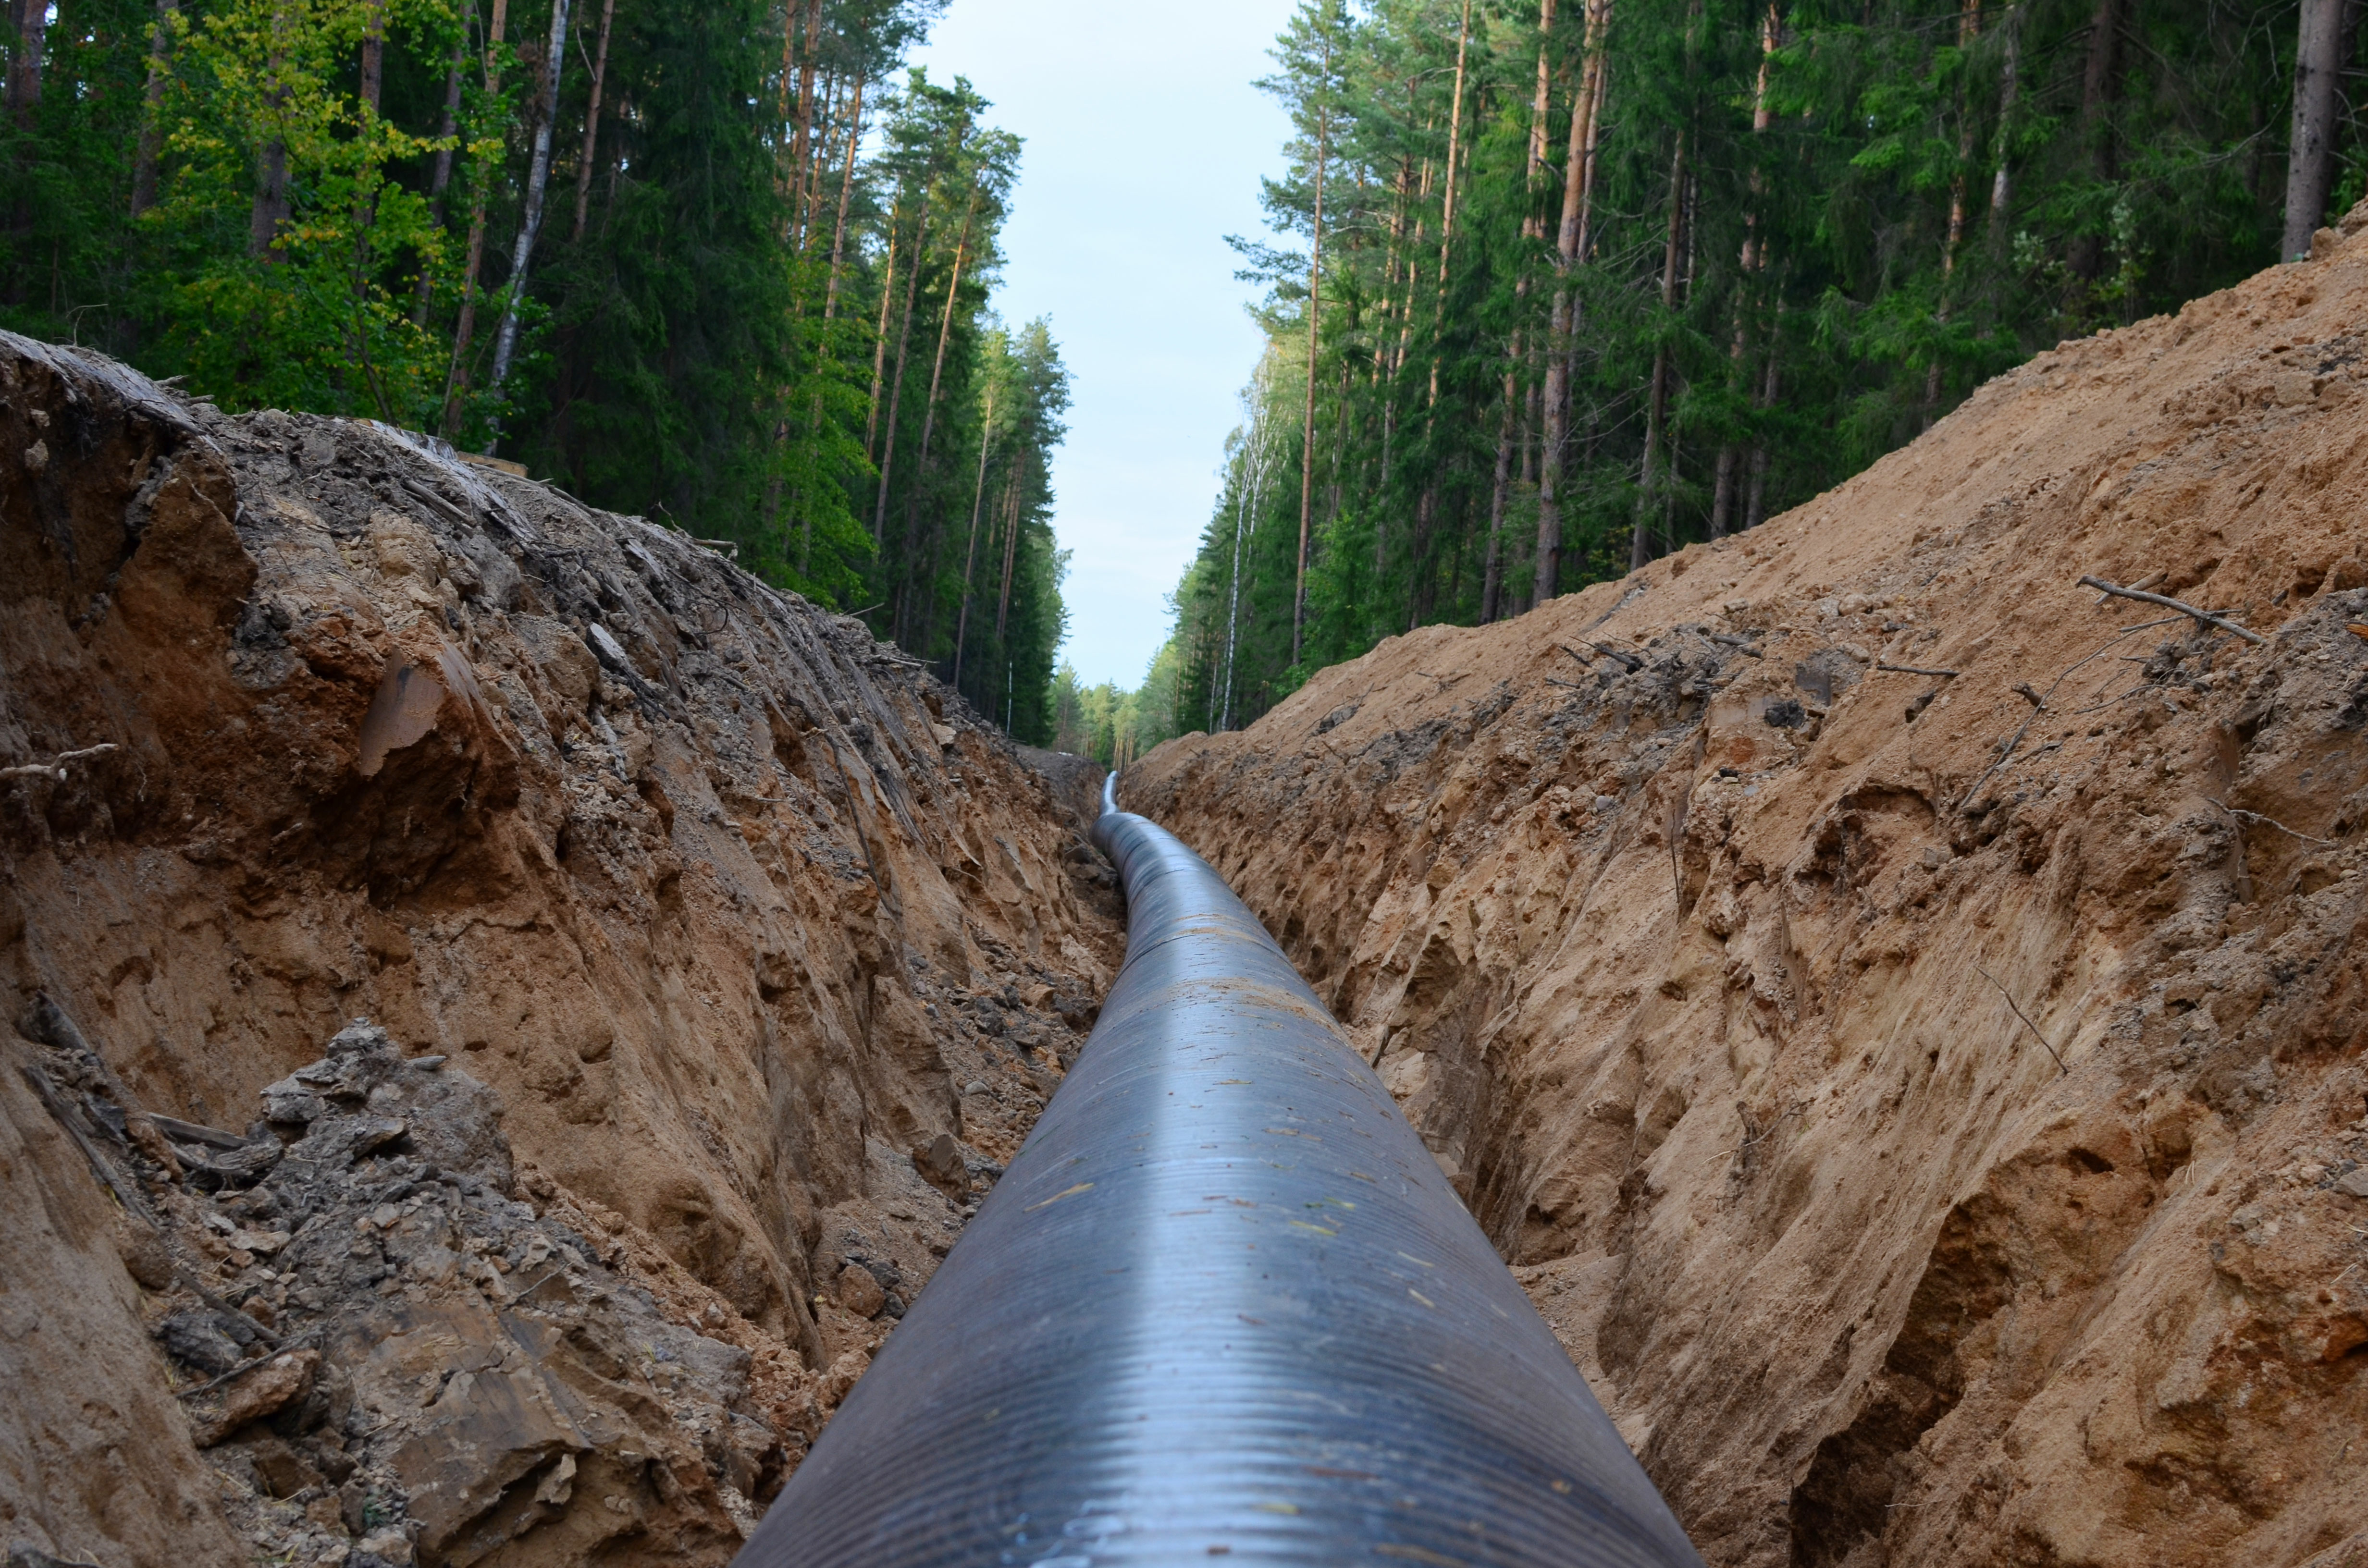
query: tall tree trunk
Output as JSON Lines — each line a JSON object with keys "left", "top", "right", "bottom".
{"left": 864, "top": 206, "right": 901, "bottom": 454}
{"left": 442, "top": 0, "right": 511, "bottom": 437}
{"left": 1986, "top": 3, "right": 2022, "bottom": 247}
{"left": 1632, "top": 133, "right": 1688, "bottom": 572}
{"left": 1711, "top": 0, "right": 1779, "bottom": 535}
{"left": 1924, "top": 0, "right": 1982, "bottom": 425}
{"left": 1481, "top": 358, "right": 1517, "bottom": 622}
{"left": 872, "top": 197, "right": 931, "bottom": 545}
{"left": 952, "top": 382, "right": 998, "bottom": 689}
{"left": 6, "top": 0, "right": 43, "bottom": 132}
{"left": 570, "top": 0, "right": 615, "bottom": 242}
{"left": 789, "top": 0, "right": 821, "bottom": 245}
{"left": 1535, "top": 0, "right": 1611, "bottom": 608}
{"left": 898, "top": 201, "right": 976, "bottom": 642}
{"left": 1526, "top": 0, "right": 1554, "bottom": 222}
{"left": 359, "top": 0, "right": 384, "bottom": 112}
{"left": 2066, "top": 0, "right": 2122, "bottom": 284}
{"left": 484, "top": 0, "right": 575, "bottom": 444}
{"left": 412, "top": 37, "right": 466, "bottom": 322}
{"left": 130, "top": 0, "right": 179, "bottom": 217}
{"left": 996, "top": 452, "right": 1025, "bottom": 640}
{"left": 2285, "top": 0, "right": 2354, "bottom": 259}
{"left": 1435, "top": 0, "right": 1473, "bottom": 289}
{"left": 823, "top": 73, "right": 864, "bottom": 318}
{"left": 249, "top": 3, "right": 292, "bottom": 260}
{"left": 1744, "top": 343, "right": 1779, "bottom": 529}
{"left": 1293, "top": 27, "right": 1332, "bottom": 670}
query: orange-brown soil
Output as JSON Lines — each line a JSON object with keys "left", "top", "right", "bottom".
{"left": 0, "top": 332, "right": 1117, "bottom": 1568}
{"left": 1130, "top": 213, "right": 2368, "bottom": 1567}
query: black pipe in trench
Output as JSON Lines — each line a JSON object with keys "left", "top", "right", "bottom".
{"left": 735, "top": 771, "right": 1705, "bottom": 1567}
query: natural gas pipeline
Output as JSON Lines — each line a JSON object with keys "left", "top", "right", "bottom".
{"left": 738, "top": 772, "right": 1704, "bottom": 1568}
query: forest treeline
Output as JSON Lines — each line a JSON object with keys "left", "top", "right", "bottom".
{"left": 1108, "top": 0, "right": 2358, "bottom": 754}
{"left": 0, "top": 0, "right": 1073, "bottom": 739}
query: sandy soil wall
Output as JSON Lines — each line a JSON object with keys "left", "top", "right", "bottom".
{"left": 0, "top": 332, "right": 1119, "bottom": 1568}
{"left": 1130, "top": 213, "right": 2368, "bottom": 1567}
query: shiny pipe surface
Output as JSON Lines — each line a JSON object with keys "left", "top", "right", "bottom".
{"left": 737, "top": 772, "right": 1705, "bottom": 1568}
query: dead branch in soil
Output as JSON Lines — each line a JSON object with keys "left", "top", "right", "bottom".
{"left": 1954, "top": 614, "right": 2198, "bottom": 812}
{"left": 1974, "top": 964, "right": 2069, "bottom": 1075}
{"left": 0, "top": 742, "right": 118, "bottom": 781}
{"left": 1876, "top": 662, "right": 1961, "bottom": 677}
{"left": 2077, "top": 575, "right": 2266, "bottom": 644}
{"left": 2208, "top": 796, "right": 2337, "bottom": 847}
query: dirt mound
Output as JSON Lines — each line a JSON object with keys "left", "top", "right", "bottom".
{"left": 0, "top": 332, "right": 1118, "bottom": 1568}
{"left": 1131, "top": 211, "right": 2368, "bottom": 1566}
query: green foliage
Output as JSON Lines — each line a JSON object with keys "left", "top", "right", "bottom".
{"left": 1116, "top": 0, "right": 2326, "bottom": 749}
{"left": 1, "top": 0, "right": 1072, "bottom": 741}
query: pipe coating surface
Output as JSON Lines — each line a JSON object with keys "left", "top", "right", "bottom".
{"left": 736, "top": 776, "right": 1705, "bottom": 1567}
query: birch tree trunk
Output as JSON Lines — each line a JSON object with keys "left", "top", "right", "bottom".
{"left": 484, "top": 0, "right": 574, "bottom": 440}
{"left": 130, "top": 0, "right": 179, "bottom": 217}
{"left": 2284, "top": 0, "right": 2354, "bottom": 259}
{"left": 441, "top": 0, "right": 510, "bottom": 437}
{"left": 1987, "top": 3, "right": 2022, "bottom": 247}
{"left": 570, "top": 0, "right": 615, "bottom": 242}
{"left": 1292, "top": 26, "right": 1331, "bottom": 669}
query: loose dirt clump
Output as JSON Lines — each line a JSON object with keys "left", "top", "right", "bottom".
{"left": 0, "top": 332, "right": 1119, "bottom": 1568}
{"left": 1132, "top": 208, "right": 2368, "bottom": 1567}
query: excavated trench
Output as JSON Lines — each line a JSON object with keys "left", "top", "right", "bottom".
{"left": 20, "top": 207, "right": 2368, "bottom": 1568}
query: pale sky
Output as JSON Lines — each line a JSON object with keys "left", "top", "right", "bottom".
{"left": 908, "top": 0, "right": 1296, "bottom": 688}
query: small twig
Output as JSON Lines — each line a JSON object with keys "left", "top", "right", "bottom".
{"left": 176, "top": 1267, "right": 284, "bottom": 1348}
{"left": 172, "top": 1334, "right": 316, "bottom": 1398}
{"left": 1590, "top": 641, "right": 1644, "bottom": 672}
{"left": 2207, "top": 797, "right": 2336, "bottom": 846}
{"left": 1875, "top": 661, "right": 1960, "bottom": 677}
{"left": 1973, "top": 964, "right": 2069, "bottom": 1075}
{"left": 1558, "top": 643, "right": 1594, "bottom": 667}
{"left": 2073, "top": 683, "right": 2152, "bottom": 715}
{"left": 2012, "top": 682, "right": 2047, "bottom": 709}
{"left": 1543, "top": 676, "right": 1589, "bottom": 691}
{"left": 2077, "top": 576, "right": 2266, "bottom": 645}
{"left": 2097, "top": 570, "right": 2164, "bottom": 605}
{"left": 0, "top": 742, "right": 119, "bottom": 782}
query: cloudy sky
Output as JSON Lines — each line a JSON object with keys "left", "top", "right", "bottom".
{"left": 907, "top": 0, "right": 1296, "bottom": 687}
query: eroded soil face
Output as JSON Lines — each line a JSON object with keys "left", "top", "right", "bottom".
{"left": 1132, "top": 217, "right": 2368, "bottom": 1567}
{"left": 0, "top": 331, "right": 1120, "bottom": 1568}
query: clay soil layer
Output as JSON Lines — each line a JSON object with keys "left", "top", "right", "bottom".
{"left": 1131, "top": 214, "right": 2368, "bottom": 1567}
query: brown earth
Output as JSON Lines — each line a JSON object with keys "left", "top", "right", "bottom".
{"left": 0, "top": 332, "right": 1119, "bottom": 1568}
{"left": 1129, "top": 212, "right": 2368, "bottom": 1567}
